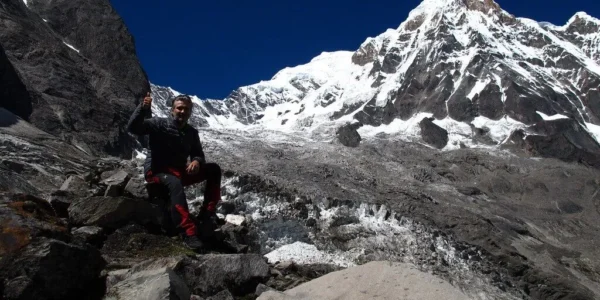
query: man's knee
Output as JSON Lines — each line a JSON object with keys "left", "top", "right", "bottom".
{"left": 159, "top": 173, "right": 184, "bottom": 191}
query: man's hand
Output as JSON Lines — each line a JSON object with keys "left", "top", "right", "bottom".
{"left": 186, "top": 160, "right": 200, "bottom": 175}
{"left": 142, "top": 92, "right": 152, "bottom": 109}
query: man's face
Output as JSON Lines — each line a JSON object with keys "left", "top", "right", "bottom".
{"left": 171, "top": 100, "right": 192, "bottom": 125}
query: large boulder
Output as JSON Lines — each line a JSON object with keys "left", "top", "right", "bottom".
{"left": 180, "top": 254, "right": 270, "bottom": 297}
{"left": 71, "top": 226, "right": 105, "bottom": 246}
{"left": 59, "top": 175, "right": 90, "bottom": 197}
{"left": 0, "top": 238, "right": 106, "bottom": 300}
{"left": 336, "top": 123, "right": 362, "bottom": 147}
{"left": 257, "top": 261, "right": 468, "bottom": 300}
{"left": 102, "top": 170, "right": 131, "bottom": 197}
{"left": 124, "top": 176, "right": 148, "bottom": 199}
{"left": 68, "top": 196, "right": 160, "bottom": 229}
{"left": 419, "top": 117, "right": 449, "bottom": 149}
{"left": 104, "top": 257, "right": 190, "bottom": 300}
{"left": 48, "top": 190, "right": 77, "bottom": 218}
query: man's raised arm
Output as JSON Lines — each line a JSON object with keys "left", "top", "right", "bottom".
{"left": 127, "top": 92, "right": 159, "bottom": 135}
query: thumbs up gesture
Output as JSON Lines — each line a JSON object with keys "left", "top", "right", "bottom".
{"left": 142, "top": 92, "right": 152, "bottom": 109}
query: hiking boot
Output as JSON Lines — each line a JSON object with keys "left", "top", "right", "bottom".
{"left": 182, "top": 235, "right": 203, "bottom": 251}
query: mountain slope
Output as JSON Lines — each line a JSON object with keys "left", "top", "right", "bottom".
{"left": 153, "top": 0, "right": 600, "bottom": 158}
{"left": 0, "top": 0, "right": 149, "bottom": 157}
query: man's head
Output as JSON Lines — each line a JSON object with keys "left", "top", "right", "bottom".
{"left": 170, "top": 95, "right": 193, "bottom": 127}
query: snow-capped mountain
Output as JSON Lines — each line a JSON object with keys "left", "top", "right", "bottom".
{"left": 152, "top": 0, "right": 600, "bottom": 151}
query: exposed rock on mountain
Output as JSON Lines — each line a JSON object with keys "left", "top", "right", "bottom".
{"left": 419, "top": 117, "right": 449, "bottom": 149}
{"left": 0, "top": 0, "right": 149, "bottom": 157}
{"left": 335, "top": 122, "right": 362, "bottom": 147}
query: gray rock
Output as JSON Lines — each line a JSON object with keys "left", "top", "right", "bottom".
{"left": 71, "top": 226, "right": 104, "bottom": 245}
{"left": 524, "top": 118, "right": 600, "bottom": 168}
{"left": 217, "top": 201, "right": 236, "bottom": 215}
{"left": 67, "top": 196, "right": 160, "bottom": 229}
{"left": 181, "top": 254, "right": 270, "bottom": 297}
{"left": 255, "top": 283, "right": 276, "bottom": 297}
{"left": 0, "top": 238, "right": 106, "bottom": 300}
{"left": 124, "top": 176, "right": 148, "bottom": 199}
{"left": 336, "top": 123, "right": 362, "bottom": 147}
{"left": 206, "top": 290, "right": 234, "bottom": 300}
{"left": 214, "top": 223, "right": 250, "bottom": 254}
{"left": 102, "top": 170, "right": 131, "bottom": 188}
{"left": 351, "top": 41, "right": 378, "bottom": 66}
{"left": 100, "top": 170, "right": 121, "bottom": 182}
{"left": 105, "top": 269, "right": 129, "bottom": 292}
{"left": 0, "top": 193, "right": 70, "bottom": 255}
{"left": 105, "top": 267, "right": 190, "bottom": 300}
{"left": 104, "top": 184, "right": 122, "bottom": 197}
{"left": 419, "top": 117, "right": 449, "bottom": 149}
{"left": 59, "top": 175, "right": 89, "bottom": 197}
{"left": 49, "top": 190, "right": 77, "bottom": 218}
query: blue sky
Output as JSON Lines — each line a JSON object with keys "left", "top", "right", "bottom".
{"left": 110, "top": 0, "right": 600, "bottom": 100}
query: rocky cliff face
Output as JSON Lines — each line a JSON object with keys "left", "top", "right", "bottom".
{"left": 0, "top": 0, "right": 149, "bottom": 157}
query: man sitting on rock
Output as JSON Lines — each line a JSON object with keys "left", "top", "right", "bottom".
{"left": 127, "top": 93, "right": 221, "bottom": 251}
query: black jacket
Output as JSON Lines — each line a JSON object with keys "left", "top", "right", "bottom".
{"left": 127, "top": 104, "right": 205, "bottom": 174}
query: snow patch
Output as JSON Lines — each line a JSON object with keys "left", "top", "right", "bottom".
{"left": 467, "top": 78, "right": 491, "bottom": 99}
{"left": 536, "top": 111, "right": 569, "bottom": 121}
{"left": 63, "top": 42, "right": 80, "bottom": 53}
{"left": 264, "top": 242, "right": 355, "bottom": 268}
{"left": 585, "top": 122, "right": 600, "bottom": 144}
{"left": 472, "top": 116, "right": 527, "bottom": 143}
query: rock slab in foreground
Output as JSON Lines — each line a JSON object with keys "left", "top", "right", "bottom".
{"left": 258, "top": 261, "right": 468, "bottom": 300}
{"left": 181, "top": 254, "right": 270, "bottom": 297}
{"left": 104, "top": 267, "right": 190, "bottom": 300}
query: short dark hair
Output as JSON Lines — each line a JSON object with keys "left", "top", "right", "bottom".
{"left": 169, "top": 95, "right": 193, "bottom": 108}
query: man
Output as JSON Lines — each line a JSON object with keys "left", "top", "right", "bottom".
{"left": 127, "top": 93, "right": 221, "bottom": 251}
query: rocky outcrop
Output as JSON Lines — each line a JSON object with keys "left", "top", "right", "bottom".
{"left": 0, "top": 0, "right": 149, "bottom": 157}
{"left": 180, "top": 254, "right": 270, "bottom": 297}
{"left": 0, "top": 193, "right": 69, "bottom": 255}
{"left": 335, "top": 123, "right": 362, "bottom": 147}
{"left": 26, "top": 0, "right": 150, "bottom": 100}
{"left": 0, "top": 238, "right": 106, "bottom": 300}
{"left": 105, "top": 257, "right": 191, "bottom": 300}
{"left": 68, "top": 196, "right": 160, "bottom": 229}
{"left": 505, "top": 118, "right": 600, "bottom": 167}
{"left": 419, "top": 117, "right": 449, "bottom": 149}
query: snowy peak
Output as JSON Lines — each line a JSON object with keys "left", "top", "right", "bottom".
{"left": 408, "top": 0, "right": 503, "bottom": 17}
{"left": 153, "top": 0, "right": 600, "bottom": 153}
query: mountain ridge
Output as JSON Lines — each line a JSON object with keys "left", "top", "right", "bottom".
{"left": 151, "top": 0, "right": 600, "bottom": 162}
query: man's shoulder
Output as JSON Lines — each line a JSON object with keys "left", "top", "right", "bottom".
{"left": 147, "top": 116, "right": 169, "bottom": 125}
{"left": 184, "top": 124, "right": 199, "bottom": 134}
